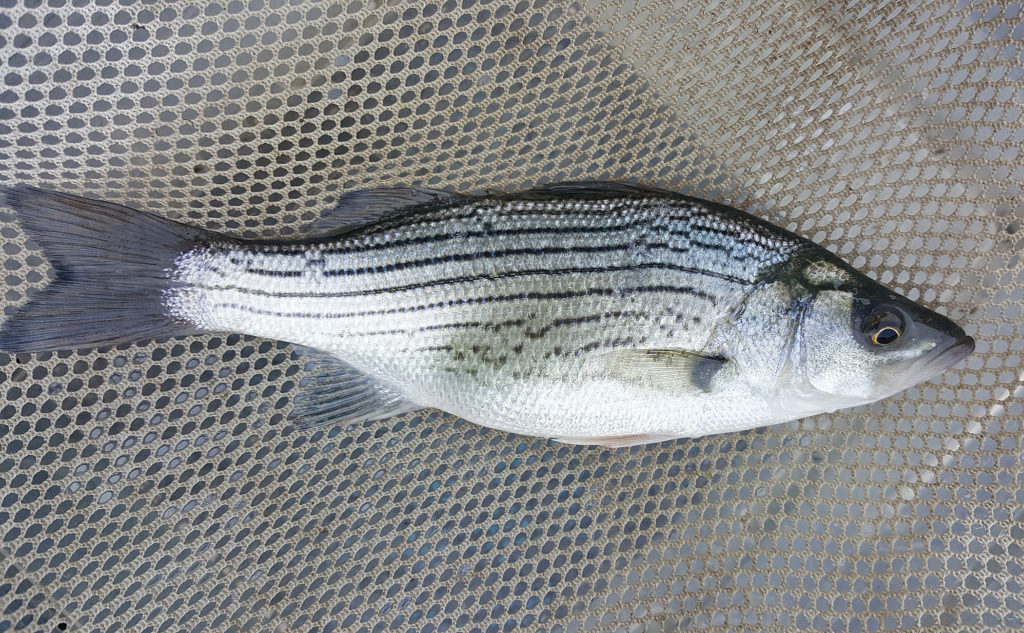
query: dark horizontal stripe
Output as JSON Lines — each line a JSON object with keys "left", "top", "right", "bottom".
{"left": 245, "top": 268, "right": 303, "bottom": 278}
{"left": 306, "top": 197, "right": 679, "bottom": 254}
{"left": 242, "top": 201, "right": 644, "bottom": 256}
{"left": 410, "top": 337, "right": 652, "bottom": 362}
{"left": 332, "top": 192, "right": 778, "bottom": 257}
{"left": 319, "top": 242, "right": 678, "bottom": 278}
{"left": 521, "top": 310, "right": 646, "bottom": 340}
{"left": 207, "top": 283, "right": 718, "bottom": 324}
{"left": 314, "top": 208, "right": 707, "bottom": 256}
{"left": 232, "top": 197, "right": 782, "bottom": 277}
{"left": 407, "top": 335, "right": 650, "bottom": 365}
{"left": 226, "top": 237, "right": 758, "bottom": 288}
{"left": 318, "top": 309, "right": 650, "bottom": 340}
{"left": 386, "top": 309, "right": 649, "bottom": 339}
{"left": 190, "top": 261, "right": 750, "bottom": 300}
{"left": 324, "top": 216, "right": 662, "bottom": 257}
{"left": 240, "top": 226, "right": 767, "bottom": 279}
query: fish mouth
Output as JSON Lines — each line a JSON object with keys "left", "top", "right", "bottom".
{"left": 871, "top": 334, "right": 975, "bottom": 402}
{"left": 919, "top": 333, "right": 975, "bottom": 377}
{"left": 940, "top": 334, "right": 975, "bottom": 366}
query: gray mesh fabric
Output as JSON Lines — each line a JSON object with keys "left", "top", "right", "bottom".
{"left": 1, "top": 0, "right": 1022, "bottom": 632}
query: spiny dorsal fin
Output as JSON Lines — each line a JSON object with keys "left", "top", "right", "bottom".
{"left": 313, "top": 182, "right": 674, "bottom": 235}
{"left": 312, "top": 186, "right": 460, "bottom": 234}
{"left": 508, "top": 181, "right": 677, "bottom": 201}
{"left": 287, "top": 347, "right": 420, "bottom": 431}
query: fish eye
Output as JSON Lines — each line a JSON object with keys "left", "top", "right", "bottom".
{"left": 872, "top": 325, "right": 901, "bottom": 345}
{"left": 862, "top": 309, "right": 905, "bottom": 347}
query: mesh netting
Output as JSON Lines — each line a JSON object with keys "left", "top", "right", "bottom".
{"left": 1, "top": 0, "right": 1022, "bottom": 632}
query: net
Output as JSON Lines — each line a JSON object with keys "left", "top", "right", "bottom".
{"left": 0, "top": 0, "right": 1021, "bottom": 631}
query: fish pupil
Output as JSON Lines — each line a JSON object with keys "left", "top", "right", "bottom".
{"left": 873, "top": 326, "right": 901, "bottom": 345}
{"left": 859, "top": 307, "right": 905, "bottom": 347}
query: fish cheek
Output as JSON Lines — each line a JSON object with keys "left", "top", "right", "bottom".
{"left": 805, "top": 344, "right": 877, "bottom": 399}
{"left": 800, "top": 290, "right": 878, "bottom": 399}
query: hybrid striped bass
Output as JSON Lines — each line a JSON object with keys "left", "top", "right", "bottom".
{"left": 0, "top": 183, "right": 973, "bottom": 446}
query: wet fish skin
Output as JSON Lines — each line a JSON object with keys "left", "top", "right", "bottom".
{"left": 0, "top": 183, "right": 974, "bottom": 446}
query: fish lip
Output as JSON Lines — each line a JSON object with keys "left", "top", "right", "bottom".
{"left": 886, "top": 333, "right": 975, "bottom": 397}
{"left": 923, "top": 334, "right": 975, "bottom": 375}
{"left": 941, "top": 334, "right": 975, "bottom": 366}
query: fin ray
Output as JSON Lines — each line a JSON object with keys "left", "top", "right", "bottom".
{"left": 312, "top": 186, "right": 460, "bottom": 234}
{"left": 591, "top": 348, "right": 728, "bottom": 394}
{"left": 0, "top": 186, "right": 216, "bottom": 352}
{"left": 553, "top": 434, "right": 679, "bottom": 448}
{"left": 288, "top": 347, "right": 419, "bottom": 430}
{"left": 508, "top": 181, "right": 676, "bottom": 201}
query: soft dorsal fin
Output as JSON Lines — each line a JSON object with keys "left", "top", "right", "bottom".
{"left": 590, "top": 348, "right": 729, "bottom": 394}
{"left": 287, "top": 347, "right": 420, "bottom": 431}
{"left": 312, "top": 186, "right": 460, "bottom": 234}
{"left": 508, "top": 181, "right": 677, "bottom": 201}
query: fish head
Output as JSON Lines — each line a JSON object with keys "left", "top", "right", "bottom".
{"left": 784, "top": 261, "right": 974, "bottom": 413}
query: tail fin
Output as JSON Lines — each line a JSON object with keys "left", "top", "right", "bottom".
{"left": 0, "top": 186, "right": 218, "bottom": 353}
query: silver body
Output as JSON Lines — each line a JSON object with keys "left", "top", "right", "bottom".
{"left": 166, "top": 195, "right": 813, "bottom": 441}
{"left": 0, "top": 184, "right": 974, "bottom": 446}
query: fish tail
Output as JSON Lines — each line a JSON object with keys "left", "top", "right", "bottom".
{"left": 0, "top": 186, "right": 220, "bottom": 353}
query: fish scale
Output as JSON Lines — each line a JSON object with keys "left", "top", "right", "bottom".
{"left": 169, "top": 199, "right": 784, "bottom": 347}
{"left": 164, "top": 193, "right": 804, "bottom": 440}
{"left": 0, "top": 183, "right": 973, "bottom": 446}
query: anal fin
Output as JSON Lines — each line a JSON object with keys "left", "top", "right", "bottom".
{"left": 288, "top": 347, "right": 419, "bottom": 431}
{"left": 554, "top": 434, "right": 679, "bottom": 448}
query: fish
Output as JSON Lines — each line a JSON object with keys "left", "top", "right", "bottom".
{"left": 0, "top": 183, "right": 974, "bottom": 447}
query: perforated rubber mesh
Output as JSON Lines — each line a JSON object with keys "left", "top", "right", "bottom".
{"left": 0, "top": 0, "right": 1022, "bottom": 632}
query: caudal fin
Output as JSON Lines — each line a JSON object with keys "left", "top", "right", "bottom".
{"left": 0, "top": 186, "right": 219, "bottom": 353}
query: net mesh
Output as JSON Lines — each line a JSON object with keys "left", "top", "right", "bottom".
{"left": 1, "top": 0, "right": 1022, "bottom": 631}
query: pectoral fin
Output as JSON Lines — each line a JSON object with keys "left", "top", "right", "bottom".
{"left": 591, "top": 349, "right": 728, "bottom": 393}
